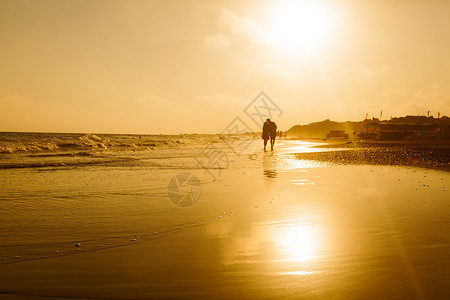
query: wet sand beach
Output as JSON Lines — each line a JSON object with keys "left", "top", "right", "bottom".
{"left": 303, "top": 140, "right": 450, "bottom": 171}
{"left": 0, "top": 139, "right": 449, "bottom": 299}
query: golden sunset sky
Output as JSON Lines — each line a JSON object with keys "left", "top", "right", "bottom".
{"left": 1, "top": 0, "right": 449, "bottom": 134}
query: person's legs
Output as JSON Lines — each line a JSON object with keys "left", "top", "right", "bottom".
{"left": 270, "top": 135, "right": 276, "bottom": 150}
{"left": 264, "top": 138, "right": 268, "bottom": 151}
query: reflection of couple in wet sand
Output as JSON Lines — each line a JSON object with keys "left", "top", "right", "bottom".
{"left": 262, "top": 118, "right": 277, "bottom": 151}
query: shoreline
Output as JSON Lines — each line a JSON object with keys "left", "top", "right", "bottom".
{"left": 294, "top": 139, "right": 450, "bottom": 171}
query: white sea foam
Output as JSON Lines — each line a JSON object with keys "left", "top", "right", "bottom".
{"left": 0, "top": 132, "right": 220, "bottom": 154}
{"left": 0, "top": 132, "right": 242, "bottom": 169}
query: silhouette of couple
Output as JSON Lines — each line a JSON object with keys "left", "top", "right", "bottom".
{"left": 262, "top": 118, "right": 277, "bottom": 151}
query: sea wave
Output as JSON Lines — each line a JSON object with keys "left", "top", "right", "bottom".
{"left": 0, "top": 156, "right": 139, "bottom": 170}
{"left": 0, "top": 133, "right": 198, "bottom": 154}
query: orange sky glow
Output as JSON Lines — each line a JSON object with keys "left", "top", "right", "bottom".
{"left": 1, "top": 0, "right": 449, "bottom": 134}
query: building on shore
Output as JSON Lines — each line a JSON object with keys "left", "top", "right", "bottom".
{"left": 326, "top": 130, "right": 349, "bottom": 139}
{"left": 360, "top": 122, "right": 449, "bottom": 140}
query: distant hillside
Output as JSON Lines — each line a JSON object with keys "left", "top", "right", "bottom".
{"left": 286, "top": 119, "right": 364, "bottom": 139}
{"left": 286, "top": 115, "right": 449, "bottom": 139}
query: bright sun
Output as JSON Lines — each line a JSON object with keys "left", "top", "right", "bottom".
{"left": 267, "top": 1, "right": 341, "bottom": 56}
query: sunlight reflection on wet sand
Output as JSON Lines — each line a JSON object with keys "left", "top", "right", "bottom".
{"left": 261, "top": 141, "right": 330, "bottom": 174}
{"left": 279, "top": 140, "right": 332, "bottom": 153}
{"left": 271, "top": 220, "right": 321, "bottom": 263}
{"left": 202, "top": 160, "right": 450, "bottom": 299}
{"left": 1, "top": 140, "right": 449, "bottom": 299}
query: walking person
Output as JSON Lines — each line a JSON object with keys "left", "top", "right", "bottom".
{"left": 268, "top": 119, "right": 277, "bottom": 151}
{"left": 262, "top": 119, "right": 270, "bottom": 151}
{"left": 262, "top": 118, "right": 277, "bottom": 151}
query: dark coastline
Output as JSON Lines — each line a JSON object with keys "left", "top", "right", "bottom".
{"left": 295, "top": 140, "right": 450, "bottom": 171}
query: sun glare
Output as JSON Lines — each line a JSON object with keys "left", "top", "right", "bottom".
{"left": 267, "top": 1, "right": 341, "bottom": 56}
{"left": 274, "top": 223, "right": 319, "bottom": 262}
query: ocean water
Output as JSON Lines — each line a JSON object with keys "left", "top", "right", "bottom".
{"left": 0, "top": 132, "right": 219, "bottom": 169}
{"left": 0, "top": 132, "right": 321, "bottom": 263}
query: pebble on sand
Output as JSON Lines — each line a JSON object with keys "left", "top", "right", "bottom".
{"left": 75, "top": 243, "right": 81, "bottom": 247}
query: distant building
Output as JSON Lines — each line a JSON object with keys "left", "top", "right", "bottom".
{"left": 361, "top": 122, "right": 444, "bottom": 139}
{"left": 326, "top": 130, "right": 349, "bottom": 139}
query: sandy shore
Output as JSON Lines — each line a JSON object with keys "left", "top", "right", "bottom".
{"left": 302, "top": 140, "right": 450, "bottom": 171}
{"left": 0, "top": 141, "right": 449, "bottom": 299}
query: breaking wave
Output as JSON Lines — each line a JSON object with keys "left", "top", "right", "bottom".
{"left": 0, "top": 133, "right": 210, "bottom": 154}
{"left": 0, "top": 132, "right": 244, "bottom": 170}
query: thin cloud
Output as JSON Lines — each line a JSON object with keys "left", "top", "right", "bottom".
{"left": 378, "top": 84, "right": 450, "bottom": 117}
{"left": 379, "top": 86, "right": 407, "bottom": 98}
{"left": 411, "top": 85, "right": 450, "bottom": 110}
{"left": 218, "top": 9, "right": 268, "bottom": 44}
{"left": 412, "top": 85, "right": 445, "bottom": 100}
{"left": 202, "top": 33, "right": 232, "bottom": 49}
{"left": 0, "top": 93, "right": 25, "bottom": 103}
